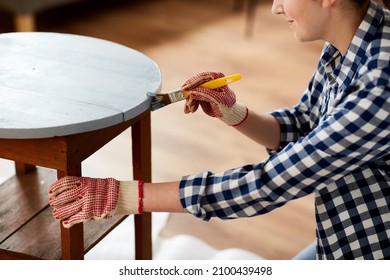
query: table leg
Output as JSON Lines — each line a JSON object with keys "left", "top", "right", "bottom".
{"left": 14, "top": 13, "right": 36, "bottom": 32}
{"left": 57, "top": 167, "right": 85, "bottom": 260}
{"left": 60, "top": 223, "right": 84, "bottom": 260}
{"left": 132, "top": 111, "right": 152, "bottom": 260}
{"left": 14, "top": 162, "right": 36, "bottom": 176}
{"left": 244, "top": 0, "right": 258, "bottom": 37}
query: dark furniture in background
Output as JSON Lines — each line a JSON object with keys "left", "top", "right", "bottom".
{"left": 0, "top": 0, "right": 85, "bottom": 31}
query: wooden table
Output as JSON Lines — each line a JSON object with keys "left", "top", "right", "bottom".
{"left": 0, "top": 32, "right": 161, "bottom": 260}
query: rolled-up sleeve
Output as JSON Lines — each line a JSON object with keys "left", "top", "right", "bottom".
{"left": 268, "top": 93, "right": 312, "bottom": 154}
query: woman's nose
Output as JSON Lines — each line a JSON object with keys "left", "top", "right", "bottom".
{"left": 272, "top": 0, "right": 284, "bottom": 15}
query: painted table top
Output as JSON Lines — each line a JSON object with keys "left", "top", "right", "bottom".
{"left": 0, "top": 32, "right": 161, "bottom": 139}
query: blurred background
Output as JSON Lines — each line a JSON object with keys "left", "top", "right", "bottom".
{"left": 0, "top": 0, "right": 323, "bottom": 259}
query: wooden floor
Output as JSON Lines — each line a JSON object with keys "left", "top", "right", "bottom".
{"left": 0, "top": 0, "right": 324, "bottom": 259}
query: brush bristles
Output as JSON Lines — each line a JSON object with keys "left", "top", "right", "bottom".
{"left": 149, "top": 94, "right": 172, "bottom": 111}
{"left": 148, "top": 89, "right": 187, "bottom": 111}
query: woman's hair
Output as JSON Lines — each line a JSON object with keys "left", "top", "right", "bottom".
{"left": 382, "top": 0, "right": 390, "bottom": 8}
{"left": 351, "top": 0, "right": 390, "bottom": 8}
{"left": 375, "top": 0, "right": 390, "bottom": 8}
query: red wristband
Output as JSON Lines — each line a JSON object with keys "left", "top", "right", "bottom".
{"left": 138, "top": 180, "right": 144, "bottom": 214}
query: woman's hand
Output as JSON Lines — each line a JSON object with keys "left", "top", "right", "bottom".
{"left": 182, "top": 71, "right": 248, "bottom": 126}
{"left": 48, "top": 176, "right": 142, "bottom": 228}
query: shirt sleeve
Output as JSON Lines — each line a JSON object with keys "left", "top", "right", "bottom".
{"left": 179, "top": 67, "right": 390, "bottom": 221}
{"left": 267, "top": 72, "right": 321, "bottom": 155}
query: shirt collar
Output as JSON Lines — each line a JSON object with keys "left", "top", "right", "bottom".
{"left": 320, "top": 1, "right": 385, "bottom": 88}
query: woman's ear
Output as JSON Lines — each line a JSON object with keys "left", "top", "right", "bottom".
{"left": 322, "top": 0, "right": 337, "bottom": 8}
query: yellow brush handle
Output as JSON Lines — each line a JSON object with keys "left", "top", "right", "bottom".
{"left": 182, "top": 73, "right": 241, "bottom": 98}
{"left": 200, "top": 73, "right": 242, "bottom": 89}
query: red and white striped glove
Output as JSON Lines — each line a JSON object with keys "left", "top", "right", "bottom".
{"left": 182, "top": 71, "right": 248, "bottom": 126}
{"left": 48, "top": 176, "right": 143, "bottom": 228}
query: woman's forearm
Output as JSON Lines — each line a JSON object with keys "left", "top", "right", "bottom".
{"left": 143, "top": 181, "right": 185, "bottom": 213}
{"left": 234, "top": 109, "right": 281, "bottom": 150}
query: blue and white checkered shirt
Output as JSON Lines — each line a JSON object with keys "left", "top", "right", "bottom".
{"left": 179, "top": 1, "right": 390, "bottom": 260}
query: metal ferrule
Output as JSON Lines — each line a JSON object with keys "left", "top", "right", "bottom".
{"left": 168, "top": 88, "right": 187, "bottom": 103}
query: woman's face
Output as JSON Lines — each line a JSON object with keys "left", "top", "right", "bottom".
{"left": 272, "top": 0, "right": 329, "bottom": 42}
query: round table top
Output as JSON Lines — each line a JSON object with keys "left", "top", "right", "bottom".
{"left": 0, "top": 32, "right": 161, "bottom": 139}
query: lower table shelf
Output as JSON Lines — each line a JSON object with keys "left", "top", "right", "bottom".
{"left": 0, "top": 167, "right": 128, "bottom": 259}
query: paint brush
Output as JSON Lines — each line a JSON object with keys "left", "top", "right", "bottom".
{"left": 148, "top": 73, "right": 241, "bottom": 111}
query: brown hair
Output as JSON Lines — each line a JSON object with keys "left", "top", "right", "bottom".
{"left": 382, "top": 0, "right": 390, "bottom": 8}
{"left": 352, "top": 0, "right": 390, "bottom": 8}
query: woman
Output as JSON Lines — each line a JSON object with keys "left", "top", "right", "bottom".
{"left": 49, "top": 0, "right": 390, "bottom": 259}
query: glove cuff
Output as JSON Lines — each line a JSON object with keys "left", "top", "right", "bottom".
{"left": 115, "top": 180, "right": 144, "bottom": 215}
{"left": 220, "top": 102, "right": 248, "bottom": 126}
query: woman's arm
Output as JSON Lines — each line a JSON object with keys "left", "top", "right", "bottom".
{"left": 234, "top": 109, "right": 281, "bottom": 150}
{"left": 143, "top": 181, "right": 184, "bottom": 213}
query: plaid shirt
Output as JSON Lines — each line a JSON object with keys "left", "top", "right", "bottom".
{"left": 179, "top": 1, "right": 390, "bottom": 260}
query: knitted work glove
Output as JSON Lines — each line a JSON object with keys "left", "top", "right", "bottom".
{"left": 48, "top": 176, "right": 143, "bottom": 228}
{"left": 182, "top": 71, "right": 248, "bottom": 126}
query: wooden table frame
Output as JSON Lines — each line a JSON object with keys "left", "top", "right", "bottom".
{"left": 0, "top": 110, "right": 152, "bottom": 260}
